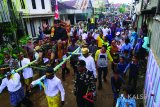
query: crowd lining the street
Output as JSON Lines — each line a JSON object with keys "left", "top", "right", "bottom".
{"left": 0, "top": 14, "right": 150, "bottom": 107}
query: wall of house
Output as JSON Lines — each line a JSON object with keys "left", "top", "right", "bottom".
{"left": 26, "top": 20, "right": 32, "bottom": 38}
{"left": 144, "top": 14, "right": 160, "bottom": 107}
{"left": 150, "top": 19, "right": 160, "bottom": 61}
{"left": 25, "top": 17, "right": 53, "bottom": 38}
{"left": 148, "top": 0, "right": 159, "bottom": 9}
{"left": 144, "top": 50, "right": 160, "bottom": 107}
{"left": 0, "top": 0, "right": 11, "bottom": 23}
{"left": 12, "top": 0, "right": 52, "bottom": 14}
{"left": 137, "top": 15, "right": 143, "bottom": 35}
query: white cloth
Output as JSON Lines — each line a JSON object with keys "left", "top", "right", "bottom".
{"left": 92, "top": 32, "right": 99, "bottom": 40}
{"left": 32, "top": 76, "right": 65, "bottom": 101}
{"left": 43, "top": 58, "right": 49, "bottom": 63}
{"left": 102, "top": 28, "right": 109, "bottom": 36}
{"left": 79, "top": 55, "right": 97, "bottom": 78}
{"left": 78, "top": 29, "right": 83, "bottom": 36}
{"left": 82, "top": 33, "right": 87, "bottom": 40}
{"left": 108, "top": 28, "right": 111, "bottom": 34}
{"left": 0, "top": 73, "right": 22, "bottom": 93}
{"left": 18, "top": 58, "right": 33, "bottom": 79}
{"left": 34, "top": 52, "right": 39, "bottom": 60}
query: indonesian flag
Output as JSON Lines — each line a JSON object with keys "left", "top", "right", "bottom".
{"left": 54, "top": 0, "right": 59, "bottom": 20}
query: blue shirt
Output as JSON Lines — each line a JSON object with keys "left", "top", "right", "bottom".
{"left": 121, "top": 43, "right": 133, "bottom": 53}
{"left": 106, "top": 34, "right": 113, "bottom": 45}
{"left": 117, "top": 62, "right": 127, "bottom": 76}
{"left": 116, "top": 95, "right": 136, "bottom": 107}
{"left": 134, "top": 42, "right": 142, "bottom": 53}
{"left": 130, "top": 36, "right": 135, "bottom": 47}
{"left": 131, "top": 32, "right": 138, "bottom": 41}
{"left": 124, "top": 62, "right": 139, "bottom": 76}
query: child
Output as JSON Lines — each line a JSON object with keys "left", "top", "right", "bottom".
{"left": 124, "top": 55, "right": 139, "bottom": 90}
{"left": 116, "top": 86, "right": 136, "bottom": 107}
{"left": 117, "top": 56, "right": 128, "bottom": 77}
{"left": 111, "top": 72, "right": 125, "bottom": 105}
{"left": 123, "top": 50, "right": 130, "bottom": 64}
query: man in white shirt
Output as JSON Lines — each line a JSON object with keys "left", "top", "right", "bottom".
{"left": 79, "top": 48, "right": 97, "bottom": 79}
{"left": 18, "top": 52, "right": 33, "bottom": 97}
{"left": 92, "top": 30, "right": 99, "bottom": 40}
{"left": 102, "top": 25, "right": 109, "bottom": 37}
{"left": 0, "top": 72, "right": 25, "bottom": 107}
{"left": 78, "top": 27, "right": 83, "bottom": 37}
{"left": 31, "top": 67, "right": 65, "bottom": 107}
{"left": 82, "top": 31, "right": 88, "bottom": 40}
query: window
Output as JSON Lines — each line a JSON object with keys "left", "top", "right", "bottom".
{"left": 31, "top": 0, "right": 36, "bottom": 9}
{"left": 20, "top": 0, "right": 25, "bottom": 9}
{"left": 30, "top": 19, "right": 36, "bottom": 37}
{"left": 41, "top": 0, "right": 45, "bottom": 9}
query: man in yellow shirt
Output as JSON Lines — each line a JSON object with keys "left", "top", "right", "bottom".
{"left": 102, "top": 36, "right": 111, "bottom": 52}
{"left": 95, "top": 45, "right": 113, "bottom": 90}
{"left": 96, "top": 30, "right": 104, "bottom": 49}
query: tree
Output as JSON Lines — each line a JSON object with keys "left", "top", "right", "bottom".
{"left": 119, "top": 6, "right": 125, "bottom": 13}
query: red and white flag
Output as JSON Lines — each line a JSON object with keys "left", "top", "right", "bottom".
{"left": 54, "top": 0, "right": 59, "bottom": 20}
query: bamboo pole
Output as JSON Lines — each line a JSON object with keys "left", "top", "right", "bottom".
{"left": 31, "top": 47, "right": 80, "bottom": 87}
{"left": 15, "top": 60, "right": 37, "bottom": 72}
{"left": 0, "top": 60, "right": 37, "bottom": 80}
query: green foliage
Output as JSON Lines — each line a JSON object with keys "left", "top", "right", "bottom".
{"left": 19, "top": 35, "right": 30, "bottom": 45}
{"left": 119, "top": 6, "right": 126, "bottom": 13}
{"left": 0, "top": 53, "right": 4, "bottom": 65}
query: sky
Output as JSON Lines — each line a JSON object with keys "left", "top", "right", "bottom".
{"left": 60, "top": 0, "right": 132, "bottom": 4}
{"left": 109, "top": 0, "right": 131, "bottom": 3}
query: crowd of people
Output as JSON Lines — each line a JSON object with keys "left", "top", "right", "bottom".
{"left": 0, "top": 14, "right": 149, "bottom": 107}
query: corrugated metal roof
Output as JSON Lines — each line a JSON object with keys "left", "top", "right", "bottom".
{"left": 63, "top": 0, "right": 77, "bottom": 7}
{"left": 62, "top": 0, "right": 92, "bottom": 10}
{"left": 51, "top": 0, "right": 76, "bottom": 11}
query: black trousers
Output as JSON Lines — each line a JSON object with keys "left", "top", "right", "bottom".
{"left": 70, "top": 60, "right": 78, "bottom": 74}
{"left": 15, "top": 97, "right": 33, "bottom": 107}
{"left": 129, "top": 75, "right": 138, "bottom": 89}
{"left": 76, "top": 95, "right": 94, "bottom": 107}
{"left": 98, "top": 67, "right": 108, "bottom": 87}
{"left": 62, "top": 67, "right": 70, "bottom": 80}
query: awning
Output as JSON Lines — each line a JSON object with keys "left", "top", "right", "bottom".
{"left": 22, "top": 13, "right": 54, "bottom": 18}
{"left": 141, "top": 7, "right": 157, "bottom": 15}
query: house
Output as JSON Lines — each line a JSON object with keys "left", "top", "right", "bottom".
{"left": 0, "top": 0, "right": 11, "bottom": 23}
{"left": 12, "top": 0, "right": 54, "bottom": 38}
{"left": 135, "top": 0, "right": 160, "bottom": 106}
{"left": 54, "top": 0, "right": 94, "bottom": 25}
{"left": 0, "top": 0, "right": 23, "bottom": 43}
{"left": 92, "top": 0, "right": 110, "bottom": 16}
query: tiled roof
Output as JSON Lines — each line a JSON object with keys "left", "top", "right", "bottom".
{"left": 63, "top": 0, "right": 77, "bottom": 7}
{"left": 63, "top": 0, "right": 92, "bottom": 10}
{"left": 51, "top": 0, "right": 76, "bottom": 11}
